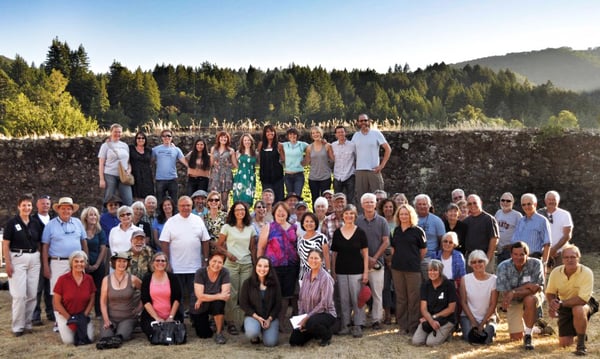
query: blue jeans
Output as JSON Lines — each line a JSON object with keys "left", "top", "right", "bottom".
{"left": 104, "top": 173, "right": 133, "bottom": 205}
{"left": 156, "top": 179, "right": 179, "bottom": 204}
{"left": 460, "top": 315, "right": 496, "bottom": 343}
{"left": 244, "top": 317, "right": 279, "bottom": 347}
{"left": 285, "top": 172, "right": 305, "bottom": 196}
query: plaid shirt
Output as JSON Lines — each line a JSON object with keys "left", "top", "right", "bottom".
{"left": 127, "top": 246, "right": 154, "bottom": 280}
{"left": 321, "top": 212, "right": 344, "bottom": 245}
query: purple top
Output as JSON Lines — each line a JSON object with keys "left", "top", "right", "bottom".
{"left": 265, "top": 221, "right": 298, "bottom": 267}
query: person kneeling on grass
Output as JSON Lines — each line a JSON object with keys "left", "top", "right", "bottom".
{"left": 239, "top": 256, "right": 282, "bottom": 346}
{"left": 412, "top": 259, "right": 456, "bottom": 347}
{"left": 191, "top": 252, "right": 231, "bottom": 344}
{"left": 546, "top": 244, "right": 595, "bottom": 356}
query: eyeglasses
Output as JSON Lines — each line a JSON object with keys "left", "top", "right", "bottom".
{"left": 162, "top": 134, "right": 172, "bottom": 138}
{"left": 119, "top": 213, "right": 132, "bottom": 217}
{"left": 136, "top": 137, "right": 145, "bottom": 140}
{"left": 470, "top": 260, "right": 485, "bottom": 264}
{"left": 453, "top": 196, "right": 463, "bottom": 200}
{"left": 521, "top": 203, "right": 533, "bottom": 207}
{"left": 234, "top": 208, "right": 246, "bottom": 212}
{"left": 154, "top": 259, "right": 166, "bottom": 263}
{"left": 208, "top": 198, "right": 220, "bottom": 202}
{"left": 442, "top": 240, "right": 454, "bottom": 244}
{"left": 500, "top": 199, "right": 512, "bottom": 203}
{"left": 467, "top": 202, "right": 477, "bottom": 206}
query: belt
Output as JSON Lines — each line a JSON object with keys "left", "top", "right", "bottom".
{"left": 50, "top": 256, "right": 69, "bottom": 260}
{"left": 10, "top": 248, "right": 37, "bottom": 253}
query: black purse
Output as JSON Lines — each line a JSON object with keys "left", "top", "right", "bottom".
{"left": 150, "top": 321, "right": 187, "bottom": 345}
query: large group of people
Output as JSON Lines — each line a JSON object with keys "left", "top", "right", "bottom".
{"left": 1, "top": 115, "right": 594, "bottom": 356}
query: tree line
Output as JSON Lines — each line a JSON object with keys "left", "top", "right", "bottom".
{"left": 1, "top": 38, "right": 599, "bottom": 136}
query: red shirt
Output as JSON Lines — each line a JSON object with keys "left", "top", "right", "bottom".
{"left": 54, "top": 272, "right": 96, "bottom": 315}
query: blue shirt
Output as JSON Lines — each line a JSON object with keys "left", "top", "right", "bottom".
{"left": 152, "top": 144, "right": 184, "bottom": 180}
{"left": 511, "top": 213, "right": 551, "bottom": 254}
{"left": 351, "top": 129, "right": 387, "bottom": 170}
{"left": 282, "top": 141, "right": 308, "bottom": 173}
{"left": 41, "top": 217, "right": 85, "bottom": 257}
{"left": 418, "top": 213, "right": 446, "bottom": 257}
{"left": 433, "top": 249, "right": 466, "bottom": 280}
{"left": 100, "top": 212, "right": 119, "bottom": 242}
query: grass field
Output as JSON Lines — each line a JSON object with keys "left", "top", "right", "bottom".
{"left": 0, "top": 253, "right": 598, "bottom": 359}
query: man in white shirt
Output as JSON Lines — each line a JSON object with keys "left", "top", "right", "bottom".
{"left": 538, "top": 190, "right": 573, "bottom": 269}
{"left": 160, "top": 196, "right": 210, "bottom": 313}
{"left": 332, "top": 126, "right": 356, "bottom": 204}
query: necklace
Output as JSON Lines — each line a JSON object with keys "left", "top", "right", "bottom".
{"left": 114, "top": 273, "right": 127, "bottom": 287}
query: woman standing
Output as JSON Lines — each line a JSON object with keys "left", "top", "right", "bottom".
{"left": 331, "top": 204, "right": 368, "bottom": 338}
{"left": 258, "top": 125, "right": 285, "bottom": 203}
{"left": 304, "top": 126, "right": 334, "bottom": 208}
{"left": 152, "top": 197, "right": 176, "bottom": 251}
{"left": 3, "top": 194, "right": 43, "bottom": 337}
{"left": 53, "top": 251, "right": 96, "bottom": 345}
{"left": 81, "top": 206, "right": 107, "bottom": 318}
{"left": 131, "top": 201, "right": 152, "bottom": 244}
{"left": 109, "top": 206, "right": 139, "bottom": 254}
{"left": 378, "top": 198, "right": 397, "bottom": 325}
{"left": 233, "top": 133, "right": 257, "bottom": 206}
{"left": 412, "top": 260, "right": 457, "bottom": 346}
{"left": 459, "top": 250, "right": 497, "bottom": 344}
{"left": 192, "top": 252, "right": 231, "bottom": 344}
{"left": 204, "top": 191, "right": 228, "bottom": 253}
{"left": 313, "top": 197, "right": 329, "bottom": 231}
{"left": 282, "top": 128, "right": 308, "bottom": 196}
{"left": 98, "top": 123, "right": 133, "bottom": 205}
{"left": 239, "top": 256, "right": 282, "bottom": 346}
{"left": 129, "top": 131, "right": 154, "bottom": 200}
{"left": 186, "top": 138, "right": 211, "bottom": 196}
{"left": 289, "top": 249, "right": 336, "bottom": 347}
{"left": 443, "top": 203, "right": 468, "bottom": 255}
{"left": 216, "top": 202, "right": 255, "bottom": 335}
{"left": 140, "top": 253, "right": 184, "bottom": 340}
{"left": 391, "top": 204, "right": 427, "bottom": 335}
{"left": 209, "top": 131, "right": 238, "bottom": 211}
{"left": 297, "top": 212, "right": 330, "bottom": 281}
{"left": 257, "top": 202, "right": 299, "bottom": 331}
{"left": 99, "top": 252, "right": 142, "bottom": 342}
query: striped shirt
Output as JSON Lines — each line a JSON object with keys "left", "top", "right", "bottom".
{"left": 297, "top": 232, "right": 328, "bottom": 280}
{"left": 298, "top": 268, "right": 336, "bottom": 318}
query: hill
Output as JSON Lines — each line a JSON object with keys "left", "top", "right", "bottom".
{"left": 453, "top": 47, "right": 600, "bottom": 92}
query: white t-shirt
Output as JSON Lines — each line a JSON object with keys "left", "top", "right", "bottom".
{"left": 109, "top": 224, "right": 140, "bottom": 253}
{"left": 441, "top": 256, "right": 453, "bottom": 279}
{"left": 547, "top": 208, "right": 573, "bottom": 251}
{"left": 160, "top": 214, "right": 210, "bottom": 273}
{"left": 463, "top": 273, "right": 497, "bottom": 322}
{"left": 98, "top": 140, "right": 130, "bottom": 176}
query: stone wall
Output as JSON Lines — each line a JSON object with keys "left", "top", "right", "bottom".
{"left": 1, "top": 130, "right": 599, "bottom": 251}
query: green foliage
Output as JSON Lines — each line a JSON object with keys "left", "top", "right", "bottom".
{"left": 547, "top": 110, "right": 579, "bottom": 129}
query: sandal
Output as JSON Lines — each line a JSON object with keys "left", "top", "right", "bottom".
{"left": 227, "top": 324, "right": 239, "bottom": 335}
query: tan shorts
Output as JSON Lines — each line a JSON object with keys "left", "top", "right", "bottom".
{"left": 506, "top": 293, "right": 543, "bottom": 333}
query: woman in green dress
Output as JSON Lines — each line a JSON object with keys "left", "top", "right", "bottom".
{"left": 233, "top": 133, "right": 257, "bottom": 207}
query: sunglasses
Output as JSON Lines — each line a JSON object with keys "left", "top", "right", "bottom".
{"left": 208, "top": 198, "right": 220, "bottom": 202}
{"left": 500, "top": 199, "right": 512, "bottom": 203}
{"left": 136, "top": 137, "right": 145, "bottom": 140}
{"left": 154, "top": 259, "right": 167, "bottom": 263}
{"left": 442, "top": 240, "right": 453, "bottom": 244}
{"left": 162, "top": 134, "right": 172, "bottom": 138}
{"left": 255, "top": 206, "right": 265, "bottom": 209}
{"left": 521, "top": 202, "right": 533, "bottom": 207}
{"left": 119, "top": 213, "right": 132, "bottom": 217}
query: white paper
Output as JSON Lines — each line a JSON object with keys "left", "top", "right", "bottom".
{"left": 290, "top": 314, "right": 308, "bottom": 329}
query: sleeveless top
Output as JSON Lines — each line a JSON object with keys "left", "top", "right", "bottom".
{"left": 308, "top": 143, "right": 331, "bottom": 181}
{"left": 259, "top": 144, "right": 283, "bottom": 183}
{"left": 108, "top": 273, "right": 138, "bottom": 322}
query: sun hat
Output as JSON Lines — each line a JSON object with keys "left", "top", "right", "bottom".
{"left": 52, "top": 197, "right": 80, "bottom": 212}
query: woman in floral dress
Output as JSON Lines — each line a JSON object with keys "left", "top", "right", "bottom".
{"left": 233, "top": 133, "right": 257, "bottom": 207}
{"left": 209, "top": 131, "right": 238, "bottom": 211}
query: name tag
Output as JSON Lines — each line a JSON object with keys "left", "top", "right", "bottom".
{"left": 15, "top": 224, "right": 22, "bottom": 231}
{"left": 438, "top": 292, "right": 444, "bottom": 300}
{"left": 523, "top": 275, "right": 531, "bottom": 283}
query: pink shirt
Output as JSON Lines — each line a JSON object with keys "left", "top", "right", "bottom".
{"left": 150, "top": 278, "right": 172, "bottom": 319}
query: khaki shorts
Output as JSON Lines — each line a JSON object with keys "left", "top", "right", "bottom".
{"left": 506, "top": 293, "right": 543, "bottom": 333}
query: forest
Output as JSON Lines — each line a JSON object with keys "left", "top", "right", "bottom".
{"left": 1, "top": 38, "right": 599, "bottom": 136}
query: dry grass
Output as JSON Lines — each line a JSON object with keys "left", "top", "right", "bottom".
{"left": 1, "top": 254, "right": 599, "bottom": 359}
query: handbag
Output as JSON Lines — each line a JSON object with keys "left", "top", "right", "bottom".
{"left": 107, "top": 141, "right": 135, "bottom": 186}
{"left": 150, "top": 321, "right": 187, "bottom": 345}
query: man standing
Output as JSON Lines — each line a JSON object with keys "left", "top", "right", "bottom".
{"left": 152, "top": 129, "right": 188, "bottom": 203}
{"left": 142, "top": 195, "right": 158, "bottom": 224}
{"left": 31, "top": 195, "right": 54, "bottom": 326}
{"left": 512, "top": 193, "right": 551, "bottom": 266}
{"left": 464, "top": 194, "right": 499, "bottom": 273}
{"left": 357, "top": 193, "right": 390, "bottom": 330}
{"left": 160, "top": 196, "right": 210, "bottom": 315}
{"left": 191, "top": 190, "right": 209, "bottom": 219}
{"left": 451, "top": 189, "right": 465, "bottom": 203}
{"left": 496, "top": 241, "right": 545, "bottom": 350}
{"left": 41, "top": 197, "right": 87, "bottom": 330}
{"left": 495, "top": 192, "right": 522, "bottom": 263}
{"left": 538, "top": 190, "right": 573, "bottom": 268}
{"left": 261, "top": 188, "right": 275, "bottom": 223}
{"left": 546, "top": 244, "right": 594, "bottom": 356}
{"left": 351, "top": 114, "right": 391, "bottom": 201}
{"left": 331, "top": 125, "right": 356, "bottom": 204}
{"left": 321, "top": 193, "right": 347, "bottom": 244}
{"left": 414, "top": 194, "right": 445, "bottom": 277}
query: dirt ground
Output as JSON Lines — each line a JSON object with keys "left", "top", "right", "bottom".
{"left": 0, "top": 253, "right": 598, "bottom": 359}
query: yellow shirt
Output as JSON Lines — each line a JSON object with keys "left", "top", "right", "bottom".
{"left": 546, "top": 264, "right": 593, "bottom": 302}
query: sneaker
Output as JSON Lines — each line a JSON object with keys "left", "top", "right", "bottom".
{"left": 372, "top": 322, "right": 382, "bottom": 330}
{"left": 14, "top": 331, "right": 24, "bottom": 337}
{"left": 47, "top": 313, "right": 56, "bottom": 322}
{"left": 53, "top": 322, "right": 59, "bottom": 333}
{"left": 575, "top": 344, "right": 587, "bottom": 356}
{"left": 227, "top": 324, "right": 239, "bottom": 336}
{"left": 337, "top": 326, "right": 350, "bottom": 335}
{"left": 523, "top": 334, "right": 534, "bottom": 350}
{"left": 351, "top": 325, "right": 363, "bottom": 338}
{"left": 214, "top": 333, "right": 227, "bottom": 344}
{"left": 32, "top": 319, "right": 43, "bottom": 326}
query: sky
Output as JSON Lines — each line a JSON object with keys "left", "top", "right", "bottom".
{"left": 1, "top": 0, "right": 599, "bottom": 74}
